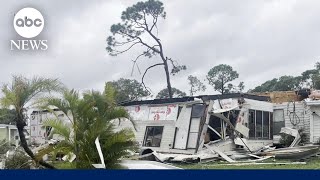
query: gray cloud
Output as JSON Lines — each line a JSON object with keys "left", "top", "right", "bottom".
{"left": 1, "top": 0, "right": 320, "bottom": 97}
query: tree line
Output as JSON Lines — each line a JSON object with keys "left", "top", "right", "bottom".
{"left": 106, "top": 63, "right": 244, "bottom": 102}
{"left": 107, "top": 61, "right": 320, "bottom": 103}
{"left": 250, "top": 62, "right": 320, "bottom": 92}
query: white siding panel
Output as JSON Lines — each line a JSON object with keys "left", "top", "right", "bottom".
{"left": 274, "top": 102, "right": 311, "bottom": 142}
{"left": 311, "top": 111, "right": 320, "bottom": 143}
{"left": 189, "top": 118, "right": 200, "bottom": 132}
{"left": 173, "top": 106, "right": 192, "bottom": 149}
{"left": 245, "top": 99, "right": 273, "bottom": 112}
{"left": 187, "top": 133, "right": 198, "bottom": 148}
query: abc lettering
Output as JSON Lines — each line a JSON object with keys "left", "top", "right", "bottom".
{"left": 16, "top": 16, "right": 42, "bottom": 27}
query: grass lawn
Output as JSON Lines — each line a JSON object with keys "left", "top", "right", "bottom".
{"left": 51, "top": 161, "right": 75, "bottom": 169}
{"left": 173, "top": 157, "right": 320, "bottom": 169}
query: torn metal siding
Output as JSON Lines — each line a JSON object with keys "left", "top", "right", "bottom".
{"left": 273, "top": 102, "right": 311, "bottom": 142}
{"left": 243, "top": 99, "right": 273, "bottom": 112}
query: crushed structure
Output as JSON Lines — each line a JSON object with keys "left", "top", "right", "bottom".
{"left": 114, "top": 93, "right": 275, "bottom": 162}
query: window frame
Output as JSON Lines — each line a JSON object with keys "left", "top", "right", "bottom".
{"left": 248, "top": 109, "right": 272, "bottom": 140}
{"left": 143, "top": 126, "right": 164, "bottom": 147}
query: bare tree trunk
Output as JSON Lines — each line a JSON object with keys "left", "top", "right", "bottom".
{"left": 16, "top": 120, "right": 56, "bottom": 169}
{"left": 221, "top": 79, "right": 224, "bottom": 95}
{"left": 163, "top": 59, "right": 173, "bottom": 98}
{"left": 145, "top": 28, "right": 173, "bottom": 99}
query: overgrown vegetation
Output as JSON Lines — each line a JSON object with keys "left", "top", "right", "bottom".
{"left": 0, "top": 75, "right": 64, "bottom": 169}
{"left": 40, "top": 84, "right": 138, "bottom": 169}
{"left": 0, "top": 109, "right": 16, "bottom": 124}
{"left": 4, "top": 151, "right": 32, "bottom": 169}
{"left": 0, "top": 140, "right": 10, "bottom": 155}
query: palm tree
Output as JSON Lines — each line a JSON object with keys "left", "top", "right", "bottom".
{"left": 0, "top": 75, "right": 64, "bottom": 169}
{"left": 42, "top": 85, "right": 137, "bottom": 169}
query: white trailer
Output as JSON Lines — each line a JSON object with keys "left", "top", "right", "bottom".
{"left": 115, "top": 93, "right": 274, "bottom": 157}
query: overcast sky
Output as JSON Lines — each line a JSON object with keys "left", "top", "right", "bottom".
{"left": 1, "top": 0, "right": 320, "bottom": 98}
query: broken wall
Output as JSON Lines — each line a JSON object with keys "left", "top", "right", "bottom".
{"left": 115, "top": 104, "right": 195, "bottom": 154}
{"left": 273, "top": 102, "right": 311, "bottom": 142}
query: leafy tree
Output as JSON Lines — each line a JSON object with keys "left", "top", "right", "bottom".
{"left": 0, "top": 75, "right": 64, "bottom": 169}
{"left": 0, "top": 109, "right": 16, "bottom": 124}
{"left": 106, "top": 78, "right": 150, "bottom": 103}
{"left": 274, "top": 76, "right": 302, "bottom": 91}
{"left": 301, "top": 65, "right": 320, "bottom": 89}
{"left": 251, "top": 78, "right": 278, "bottom": 92}
{"left": 187, "top": 75, "right": 206, "bottom": 96}
{"left": 106, "top": 0, "right": 186, "bottom": 98}
{"left": 252, "top": 62, "right": 320, "bottom": 92}
{"left": 225, "top": 81, "right": 245, "bottom": 93}
{"left": 156, "top": 87, "right": 186, "bottom": 99}
{"left": 252, "top": 76, "right": 302, "bottom": 92}
{"left": 206, "top": 64, "right": 242, "bottom": 94}
{"left": 41, "top": 87, "right": 137, "bottom": 169}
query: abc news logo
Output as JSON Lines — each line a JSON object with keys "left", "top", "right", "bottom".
{"left": 10, "top": 7, "right": 48, "bottom": 51}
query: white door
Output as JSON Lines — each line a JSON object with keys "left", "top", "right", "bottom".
{"left": 187, "top": 117, "right": 201, "bottom": 148}
{"left": 313, "top": 114, "right": 320, "bottom": 143}
{"left": 173, "top": 106, "right": 192, "bottom": 149}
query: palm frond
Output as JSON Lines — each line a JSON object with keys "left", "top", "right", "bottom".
{"left": 42, "top": 119, "right": 71, "bottom": 140}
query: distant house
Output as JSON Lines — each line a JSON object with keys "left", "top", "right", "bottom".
{"left": 29, "top": 109, "right": 69, "bottom": 144}
{"left": 0, "top": 124, "right": 19, "bottom": 145}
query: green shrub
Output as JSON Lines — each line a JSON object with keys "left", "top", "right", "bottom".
{"left": 0, "top": 140, "right": 10, "bottom": 154}
{"left": 4, "top": 151, "right": 32, "bottom": 169}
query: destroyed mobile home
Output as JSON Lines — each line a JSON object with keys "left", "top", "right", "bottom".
{"left": 114, "top": 93, "right": 279, "bottom": 163}
{"left": 111, "top": 92, "right": 320, "bottom": 164}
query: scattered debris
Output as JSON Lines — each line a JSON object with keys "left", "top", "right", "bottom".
{"left": 280, "top": 127, "right": 301, "bottom": 147}
{"left": 204, "top": 144, "right": 235, "bottom": 163}
{"left": 258, "top": 145, "right": 320, "bottom": 160}
{"left": 121, "top": 160, "right": 182, "bottom": 169}
{"left": 204, "top": 162, "right": 307, "bottom": 167}
{"left": 62, "top": 153, "right": 76, "bottom": 162}
{"left": 92, "top": 136, "right": 105, "bottom": 169}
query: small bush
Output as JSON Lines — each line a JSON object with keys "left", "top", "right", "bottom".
{"left": 279, "top": 128, "right": 308, "bottom": 147}
{"left": 0, "top": 140, "right": 10, "bottom": 154}
{"left": 4, "top": 151, "right": 32, "bottom": 169}
{"left": 299, "top": 128, "right": 308, "bottom": 144}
